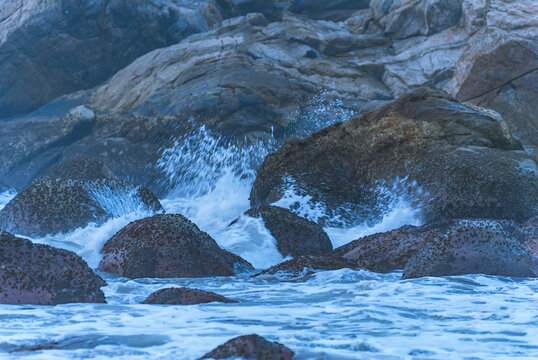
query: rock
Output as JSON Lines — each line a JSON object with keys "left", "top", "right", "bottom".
{"left": 330, "top": 225, "right": 432, "bottom": 273}
{"left": 288, "top": 0, "right": 370, "bottom": 21}
{"left": 370, "top": 0, "right": 462, "bottom": 39}
{"left": 35, "top": 155, "right": 116, "bottom": 183}
{"left": 513, "top": 216, "right": 538, "bottom": 259}
{"left": 99, "top": 214, "right": 253, "bottom": 278}
{"left": 142, "top": 287, "right": 237, "bottom": 305}
{"left": 255, "top": 255, "right": 360, "bottom": 277}
{"left": 445, "top": 27, "right": 538, "bottom": 145}
{"left": 251, "top": 87, "right": 538, "bottom": 225}
{"left": 0, "top": 0, "right": 223, "bottom": 118}
{"left": 200, "top": 334, "right": 294, "bottom": 360}
{"left": 0, "top": 232, "right": 106, "bottom": 305}
{"left": 402, "top": 220, "right": 538, "bottom": 279}
{"left": 0, "top": 179, "right": 163, "bottom": 237}
{"left": 242, "top": 206, "right": 332, "bottom": 257}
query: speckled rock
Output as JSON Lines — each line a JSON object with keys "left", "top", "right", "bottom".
{"left": 513, "top": 216, "right": 538, "bottom": 259}
{"left": 35, "top": 155, "right": 116, "bottom": 183}
{"left": 0, "top": 232, "right": 106, "bottom": 305}
{"left": 242, "top": 206, "right": 332, "bottom": 257}
{"left": 402, "top": 220, "right": 538, "bottom": 279}
{"left": 0, "top": 179, "right": 163, "bottom": 237}
{"left": 142, "top": 287, "right": 236, "bottom": 305}
{"left": 256, "top": 255, "right": 360, "bottom": 277}
{"left": 99, "top": 214, "right": 253, "bottom": 278}
{"left": 251, "top": 87, "right": 538, "bottom": 225}
{"left": 200, "top": 334, "right": 294, "bottom": 360}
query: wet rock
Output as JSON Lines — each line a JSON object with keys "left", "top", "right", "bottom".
{"left": 0, "top": 0, "right": 223, "bottom": 118}
{"left": 99, "top": 214, "right": 253, "bottom": 278}
{"left": 243, "top": 206, "right": 332, "bottom": 257}
{"left": 35, "top": 155, "right": 116, "bottom": 183}
{"left": 200, "top": 334, "right": 294, "bottom": 360}
{"left": 402, "top": 220, "right": 538, "bottom": 279}
{"left": 256, "top": 255, "right": 360, "bottom": 276}
{"left": 331, "top": 225, "right": 433, "bottom": 273}
{"left": 251, "top": 87, "right": 538, "bottom": 225}
{"left": 370, "top": 0, "right": 462, "bottom": 39}
{"left": 0, "top": 232, "right": 106, "bottom": 305}
{"left": 0, "top": 179, "right": 163, "bottom": 237}
{"left": 142, "top": 287, "right": 237, "bottom": 305}
{"left": 445, "top": 27, "right": 538, "bottom": 146}
{"left": 513, "top": 216, "right": 538, "bottom": 259}
{"left": 289, "top": 0, "right": 370, "bottom": 21}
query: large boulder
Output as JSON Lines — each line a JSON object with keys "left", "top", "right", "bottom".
{"left": 0, "top": 232, "right": 106, "bottom": 305}
{"left": 99, "top": 214, "right": 253, "bottom": 278}
{"left": 444, "top": 27, "right": 538, "bottom": 145}
{"left": 513, "top": 216, "right": 538, "bottom": 259}
{"left": 0, "top": 0, "right": 223, "bottom": 118}
{"left": 241, "top": 206, "right": 332, "bottom": 257}
{"left": 255, "top": 255, "right": 360, "bottom": 277}
{"left": 142, "top": 287, "right": 236, "bottom": 305}
{"left": 200, "top": 334, "right": 294, "bottom": 360}
{"left": 251, "top": 87, "right": 538, "bottom": 225}
{"left": 0, "top": 179, "right": 163, "bottom": 237}
{"left": 402, "top": 220, "right": 538, "bottom": 279}
{"left": 35, "top": 155, "right": 116, "bottom": 182}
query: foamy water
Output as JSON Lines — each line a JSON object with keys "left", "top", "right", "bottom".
{"left": 1, "top": 108, "right": 537, "bottom": 359}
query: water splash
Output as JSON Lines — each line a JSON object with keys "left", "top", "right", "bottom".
{"left": 0, "top": 189, "right": 16, "bottom": 211}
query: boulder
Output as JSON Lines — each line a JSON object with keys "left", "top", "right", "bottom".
{"left": 142, "top": 287, "right": 237, "bottom": 305}
{"left": 513, "top": 216, "right": 538, "bottom": 259}
{"left": 200, "top": 334, "right": 294, "bottom": 360}
{"left": 242, "top": 206, "right": 332, "bottom": 257}
{"left": 402, "top": 220, "right": 538, "bottom": 279}
{"left": 445, "top": 27, "right": 538, "bottom": 146}
{"left": 0, "top": 0, "right": 223, "bottom": 118}
{"left": 35, "top": 155, "right": 116, "bottom": 183}
{"left": 251, "top": 87, "right": 538, "bottom": 225}
{"left": 0, "top": 179, "right": 163, "bottom": 237}
{"left": 255, "top": 255, "right": 360, "bottom": 277}
{"left": 370, "top": 0, "right": 462, "bottom": 39}
{"left": 99, "top": 214, "right": 253, "bottom": 278}
{"left": 0, "top": 232, "right": 106, "bottom": 305}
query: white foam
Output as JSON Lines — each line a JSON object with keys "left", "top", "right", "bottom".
{"left": 0, "top": 189, "right": 16, "bottom": 211}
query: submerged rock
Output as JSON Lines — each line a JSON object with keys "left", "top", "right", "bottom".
{"left": 0, "top": 178, "right": 163, "bottom": 237}
{"left": 251, "top": 87, "right": 538, "bottom": 224}
{"left": 255, "top": 255, "right": 360, "bottom": 277}
{"left": 200, "top": 334, "right": 294, "bottom": 360}
{"left": 99, "top": 214, "right": 253, "bottom": 278}
{"left": 242, "top": 206, "right": 332, "bottom": 257}
{"left": 0, "top": 232, "right": 106, "bottom": 305}
{"left": 402, "top": 220, "right": 538, "bottom": 279}
{"left": 142, "top": 287, "right": 237, "bottom": 305}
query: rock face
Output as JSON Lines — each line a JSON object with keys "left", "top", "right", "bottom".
{"left": 0, "top": 179, "right": 163, "bottom": 237}
{"left": 0, "top": 232, "right": 106, "bottom": 305}
{"left": 0, "top": 0, "right": 222, "bottom": 118}
{"left": 243, "top": 206, "right": 332, "bottom": 257}
{"left": 256, "top": 255, "right": 360, "bottom": 277}
{"left": 402, "top": 220, "right": 538, "bottom": 279}
{"left": 445, "top": 27, "right": 538, "bottom": 145}
{"left": 251, "top": 87, "right": 538, "bottom": 224}
{"left": 99, "top": 214, "right": 253, "bottom": 278}
{"left": 200, "top": 334, "right": 294, "bottom": 360}
{"left": 142, "top": 287, "right": 236, "bottom": 305}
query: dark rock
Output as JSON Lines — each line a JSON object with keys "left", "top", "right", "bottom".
{"left": 513, "top": 216, "right": 538, "bottom": 259}
{"left": 142, "top": 287, "right": 237, "bottom": 305}
{"left": 0, "top": 0, "right": 223, "bottom": 118}
{"left": 445, "top": 27, "right": 538, "bottom": 146}
{"left": 256, "top": 255, "right": 360, "bottom": 276}
{"left": 35, "top": 155, "right": 116, "bottom": 183}
{"left": 243, "top": 206, "right": 332, "bottom": 257}
{"left": 402, "top": 220, "right": 538, "bottom": 279}
{"left": 251, "top": 87, "right": 538, "bottom": 225}
{"left": 0, "top": 232, "right": 106, "bottom": 305}
{"left": 200, "top": 334, "right": 294, "bottom": 360}
{"left": 331, "top": 225, "right": 433, "bottom": 273}
{"left": 0, "top": 179, "right": 163, "bottom": 237}
{"left": 289, "top": 0, "right": 370, "bottom": 21}
{"left": 99, "top": 214, "right": 253, "bottom": 278}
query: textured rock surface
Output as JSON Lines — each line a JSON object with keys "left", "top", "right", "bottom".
{"left": 513, "top": 216, "right": 538, "bottom": 259}
{"left": 200, "top": 334, "right": 294, "bottom": 360}
{"left": 0, "top": 0, "right": 222, "bottom": 118}
{"left": 0, "top": 179, "right": 163, "bottom": 236}
{"left": 256, "top": 255, "right": 360, "bottom": 277}
{"left": 35, "top": 155, "right": 116, "bottom": 183}
{"left": 0, "top": 232, "right": 106, "bottom": 305}
{"left": 99, "top": 214, "right": 253, "bottom": 278}
{"left": 142, "top": 287, "right": 236, "bottom": 305}
{"left": 402, "top": 220, "right": 538, "bottom": 279}
{"left": 243, "top": 206, "right": 332, "bottom": 257}
{"left": 251, "top": 87, "right": 538, "bottom": 224}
